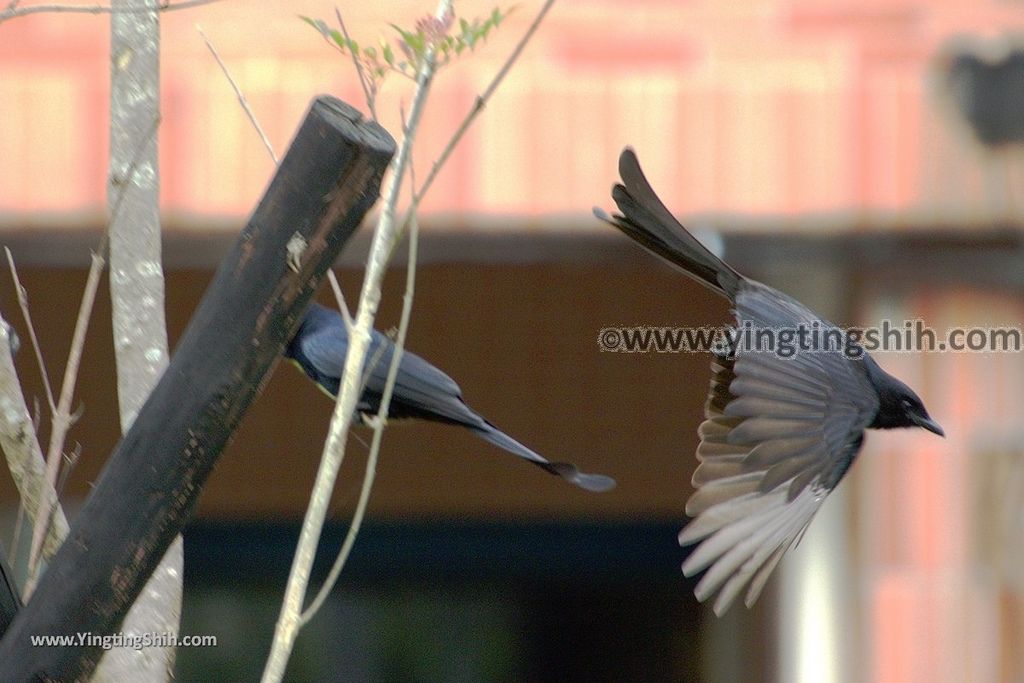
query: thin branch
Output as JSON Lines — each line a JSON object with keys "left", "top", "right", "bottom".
{"left": 260, "top": 2, "right": 451, "bottom": 680}
{"left": 403, "top": 104, "right": 418, "bottom": 193}
{"left": 335, "top": 6, "right": 377, "bottom": 123}
{"left": 0, "top": 0, "right": 223, "bottom": 24}
{"left": 10, "top": 107, "right": 155, "bottom": 594}
{"left": 197, "top": 24, "right": 279, "bottom": 164}
{"left": 198, "top": 30, "right": 356, "bottom": 374}
{"left": 301, "top": 148, "right": 422, "bottom": 624}
{"left": 199, "top": 29, "right": 354, "bottom": 339}
{"left": 201, "top": 28, "right": 357, "bottom": 342}
{"left": 410, "top": 0, "right": 557, "bottom": 209}
{"left": 24, "top": 250, "right": 105, "bottom": 597}
{"left": 326, "top": 271, "right": 354, "bottom": 336}
{"left": 271, "top": 0, "right": 561, "bottom": 654}
{"left": 55, "top": 442, "right": 81, "bottom": 496}
{"left": 5, "top": 249, "right": 56, "bottom": 415}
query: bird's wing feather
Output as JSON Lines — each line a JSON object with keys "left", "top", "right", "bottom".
{"left": 596, "top": 148, "right": 885, "bottom": 612}
{"left": 298, "top": 322, "right": 484, "bottom": 425}
{"left": 680, "top": 291, "right": 879, "bottom": 615}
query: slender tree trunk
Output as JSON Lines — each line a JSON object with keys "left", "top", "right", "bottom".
{"left": 99, "top": 1, "right": 181, "bottom": 680}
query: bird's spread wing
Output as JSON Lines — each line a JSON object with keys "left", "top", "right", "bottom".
{"left": 679, "top": 289, "right": 879, "bottom": 615}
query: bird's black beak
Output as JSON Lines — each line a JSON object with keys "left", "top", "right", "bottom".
{"left": 911, "top": 412, "right": 945, "bottom": 437}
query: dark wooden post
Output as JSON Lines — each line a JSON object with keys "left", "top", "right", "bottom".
{"left": 0, "top": 96, "right": 395, "bottom": 681}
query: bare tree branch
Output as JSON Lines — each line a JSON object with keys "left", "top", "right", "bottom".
{"left": 326, "top": 271, "right": 355, "bottom": 334}
{"left": 5, "top": 249, "right": 55, "bottom": 415}
{"left": 260, "top": 2, "right": 452, "bottom": 679}
{"left": 301, "top": 159, "right": 422, "bottom": 624}
{"left": 23, "top": 250, "right": 104, "bottom": 597}
{"left": 0, "top": 0, "right": 223, "bottom": 24}
{"left": 197, "top": 28, "right": 359, "bottom": 346}
{"left": 197, "top": 24, "right": 279, "bottom": 164}
{"left": 270, "top": 0, "right": 561, "bottom": 651}
{"left": 335, "top": 6, "right": 378, "bottom": 123}
{"left": 410, "top": 0, "right": 557, "bottom": 209}
{"left": 192, "top": 2, "right": 556, "bottom": 676}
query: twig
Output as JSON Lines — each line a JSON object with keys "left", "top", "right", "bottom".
{"left": 200, "top": 27, "right": 356, "bottom": 340}
{"left": 403, "top": 104, "right": 418, "bottom": 193}
{"left": 197, "top": 24, "right": 279, "bottom": 164}
{"left": 301, "top": 148, "right": 422, "bottom": 624}
{"left": 271, "top": 0, "right": 561, "bottom": 653}
{"left": 24, "top": 250, "right": 105, "bottom": 597}
{"left": 55, "top": 442, "right": 81, "bottom": 496}
{"left": 11, "top": 107, "right": 154, "bottom": 593}
{"left": 326, "top": 271, "right": 354, "bottom": 335}
{"left": 260, "top": 3, "right": 451, "bottom": 681}
{"left": 0, "top": 0, "right": 223, "bottom": 24}
{"left": 5, "top": 249, "right": 56, "bottom": 415}
{"left": 198, "top": 22, "right": 386, "bottom": 475}
{"left": 335, "top": 6, "right": 377, "bottom": 123}
{"left": 0, "top": 117, "right": 158, "bottom": 577}
{"left": 410, "top": 0, "right": 557, "bottom": 209}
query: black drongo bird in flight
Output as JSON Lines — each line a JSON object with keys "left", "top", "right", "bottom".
{"left": 595, "top": 149, "right": 943, "bottom": 615}
{"left": 285, "top": 303, "right": 615, "bottom": 493}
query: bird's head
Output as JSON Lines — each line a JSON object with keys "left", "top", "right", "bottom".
{"left": 865, "top": 357, "right": 944, "bottom": 437}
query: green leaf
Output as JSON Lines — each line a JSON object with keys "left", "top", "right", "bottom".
{"left": 300, "top": 16, "right": 330, "bottom": 40}
{"left": 382, "top": 42, "right": 394, "bottom": 66}
{"left": 389, "top": 23, "right": 415, "bottom": 45}
{"left": 406, "top": 32, "right": 425, "bottom": 57}
{"left": 299, "top": 15, "right": 321, "bottom": 32}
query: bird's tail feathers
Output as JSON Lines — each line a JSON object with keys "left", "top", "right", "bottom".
{"left": 471, "top": 423, "right": 616, "bottom": 493}
{"left": 595, "top": 148, "right": 741, "bottom": 298}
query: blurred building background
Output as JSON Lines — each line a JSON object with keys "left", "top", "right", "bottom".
{"left": 1, "top": 1, "right": 1023, "bottom": 681}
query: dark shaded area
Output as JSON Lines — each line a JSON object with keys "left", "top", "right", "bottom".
{"left": 0, "top": 542, "right": 19, "bottom": 638}
{"left": 177, "top": 520, "right": 700, "bottom": 683}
